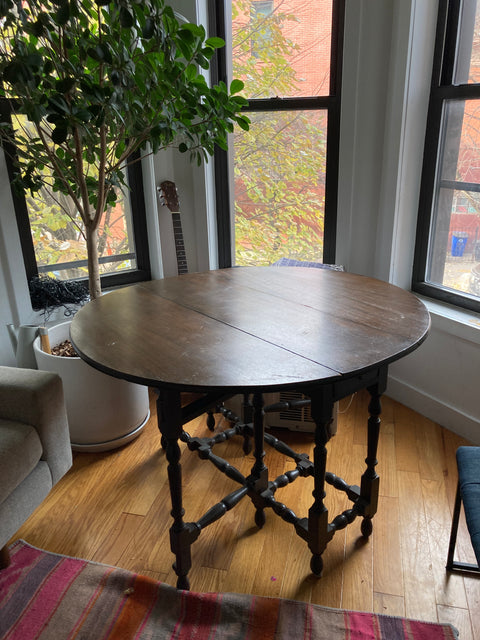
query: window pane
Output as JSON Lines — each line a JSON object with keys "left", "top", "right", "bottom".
{"left": 454, "top": 0, "right": 480, "bottom": 84}
{"left": 26, "top": 189, "right": 137, "bottom": 281}
{"left": 233, "top": 110, "right": 327, "bottom": 266}
{"left": 440, "top": 100, "right": 480, "bottom": 183}
{"left": 232, "top": 0, "right": 333, "bottom": 99}
{"left": 12, "top": 115, "right": 137, "bottom": 281}
{"left": 426, "top": 100, "right": 480, "bottom": 299}
{"left": 427, "top": 187, "right": 480, "bottom": 293}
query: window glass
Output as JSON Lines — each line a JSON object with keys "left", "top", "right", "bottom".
{"left": 233, "top": 0, "right": 333, "bottom": 99}
{"left": 250, "top": 1, "right": 274, "bottom": 58}
{"left": 25, "top": 187, "right": 137, "bottom": 281}
{"left": 425, "top": 100, "right": 480, "bottom": 299}
{"left": 10, "top": 114, "right": 137, "bottom": 281}
{"left": 414, "top": 1, "right": 480, "bottom": 311}
{"left": 440, "top": 100, "right": 480, "bottom": 184}
{"left": 454, "top": 0, "right": 480, "bottom": 84}
{"left": 225, "top": 0, "right": 338, "bottom": 269}
{"left": 234, "top": 110, "right": 327, "bottom": 266}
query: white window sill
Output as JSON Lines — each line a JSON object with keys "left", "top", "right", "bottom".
{"left": 417, "top": 296, "right": 480, "bottom": 345}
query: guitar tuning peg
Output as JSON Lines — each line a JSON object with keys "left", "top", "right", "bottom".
{"left": 156, "top": 186, "right": 166, "bottom": 206}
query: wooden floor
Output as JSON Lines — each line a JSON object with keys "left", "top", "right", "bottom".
{"left": 9, "top": 390, "right": 480, "bottom": 638}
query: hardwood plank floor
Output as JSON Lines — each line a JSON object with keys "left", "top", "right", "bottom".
{"left": 8, "top": 389, "right": 479, "bottom": 636}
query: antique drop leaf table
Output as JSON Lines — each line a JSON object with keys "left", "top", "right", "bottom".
{"left": 70, "top": 267, "right": 430, "bottom": 589}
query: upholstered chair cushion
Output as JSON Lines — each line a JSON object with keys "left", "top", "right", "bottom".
{"left": 0, "top": 421, "right": 42, "bottom": 504}
{"left": 0, "top": 366, "right": 72, "bottom": 484}
{"left": 0, "top": 365, "right": 72, "bottom": 552}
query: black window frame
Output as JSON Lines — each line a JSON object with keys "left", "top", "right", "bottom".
{"left": 209, "top": 0, "right": 345, "bottom": 269}
{"left": 1, "top": 99, "right": 151, "bottom": 294}
{"left": 413, "top": 0, "right": 480, "bottom": 313}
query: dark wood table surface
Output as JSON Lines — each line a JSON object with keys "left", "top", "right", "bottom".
{"left": 71, "top": 266, "right": 430, "bottom": 392}
{"left": 71, "top": 266, "right": 430, "bottom": 589}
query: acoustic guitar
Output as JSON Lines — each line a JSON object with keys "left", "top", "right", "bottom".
{"left": 157, "top": 180, "right": 188, "bottom": 275}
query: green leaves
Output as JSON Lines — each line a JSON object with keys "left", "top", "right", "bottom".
{"left": 119, "top": 6, "right": 134, "bottom": 28}
{"left": 205, "top": 37, "right": 225, "bottom": 49}
{"left": 55, "top": 2, "right": 70, "bottom": 25}
{"left": 0, "top": 0, "right": 249, "bottom": 285}
{"left": 56, "top": 77, "right": 76, "bottom": 94}
{"left": 142, "top": 17, "right": 155, "bottom": 39}
{"left": 230, "top": 79, "right": 245, "bottom": 95}
{"left": 51, "top": 124, "right": 68, "bottom": 144}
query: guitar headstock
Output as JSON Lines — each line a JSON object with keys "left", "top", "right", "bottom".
{"left": 158, "top": 180, "right": 180, "bottom": 212}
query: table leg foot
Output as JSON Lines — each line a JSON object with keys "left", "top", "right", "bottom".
{"left": 206, "top": 411, "right": 215, "bottom": 432}
{"left": 255, "top": 508, "right": 266, "bottom": 529}
{"left": 310, "top": 554, "right": 323, "bottom": 577}
{"left": 361, "top": 516, "right": 373, "bottom": 538}
{"left": 175, "top": 569, "right": 190, "bottom": 591}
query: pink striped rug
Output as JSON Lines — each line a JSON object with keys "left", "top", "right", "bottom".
{"left": 0, "top": 541, "right": 458, "bottom": 639}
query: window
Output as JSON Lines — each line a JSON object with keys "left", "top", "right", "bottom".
{"left": 211, "top": 0, "right": 344, "bottom": 268}
{"left": 1, "top": 100, "right": 150, "bottom": 292}
{"left": 413, "top": 0, "right": 480, "bottom": 312}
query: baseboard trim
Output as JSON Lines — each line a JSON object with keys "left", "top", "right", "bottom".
{"left": 387, "top": 375, "right": 480, "bottom": 445}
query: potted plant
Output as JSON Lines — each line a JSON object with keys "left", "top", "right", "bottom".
{"left": 25, "top": 274, "right": 149, "bottom": 452}
{"left": 0, "top": 0, "right": 249, "bottom": 450}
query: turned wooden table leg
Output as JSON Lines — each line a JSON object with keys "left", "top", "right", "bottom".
{"left": 307, "top": 390, "right": 335, "bottom": 577}
{"left": 360, "top": 381, "right": 384, "bottom": 537}
{"left": 250, "top": 392, "right": 268, "bottom": 528}
{"left": 241, "top": 394, "right": 253, "bottom": 454}
{"left": 157, "top": 389, "right": 196, "bottom": 590}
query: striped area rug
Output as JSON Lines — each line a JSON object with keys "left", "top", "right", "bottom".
{"left": 0, "top": 541, "right": 458, "bottom": 640}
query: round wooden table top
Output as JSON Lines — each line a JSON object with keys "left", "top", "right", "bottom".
{"left": 70, "top": 267, "right": 430, "bottom": 393}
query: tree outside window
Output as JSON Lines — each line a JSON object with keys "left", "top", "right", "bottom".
{"left": 220, "top": 0, "right": 341, "bottom": 267}
{"left": 250, "top": 1, "right": 274, "bottom": 58}
{"left": 10, "top": 114, "right": 138, "bottom": 282}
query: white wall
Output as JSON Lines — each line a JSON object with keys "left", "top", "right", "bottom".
{"left": 388, "top": 305, "right": 480, "bottom": 441}
{"left": 1, "top": 0, "right": 479, "bottom": 443}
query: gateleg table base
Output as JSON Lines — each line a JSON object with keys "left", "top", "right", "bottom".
{"left": 156, "top": 382, "right": 383, "bottom": 590}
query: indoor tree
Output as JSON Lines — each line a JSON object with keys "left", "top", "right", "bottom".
{"left": 0, "top": 0, "right": 249, "bottom": 298}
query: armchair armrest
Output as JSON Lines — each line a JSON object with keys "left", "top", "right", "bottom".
{"left": 0, "top": 366, "right": 72, "bottom": 484}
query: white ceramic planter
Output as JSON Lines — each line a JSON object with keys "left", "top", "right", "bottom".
{"left": 34, "top": 321, "right": 150, "bottom": 452}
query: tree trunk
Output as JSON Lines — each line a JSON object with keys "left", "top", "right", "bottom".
{"left": 85, "top": 224, "right": 102, "bottom": 300}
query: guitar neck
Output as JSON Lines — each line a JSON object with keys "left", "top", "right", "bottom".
{"left": 171, "top": 212, "right": 188, "bottom": 275}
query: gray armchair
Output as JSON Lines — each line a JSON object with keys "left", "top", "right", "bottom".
{"left": 0, "top": 366, "right": 72, "bottom": 568}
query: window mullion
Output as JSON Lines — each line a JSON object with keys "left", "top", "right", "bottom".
{"left": 434, "top": 84, "right": 480, "bottom": 100}
{"left": 439, "top": 179, "right": 480, "bottom": 192}
{"left": 242, "top": 96, "right": 335, "bottom": 112}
